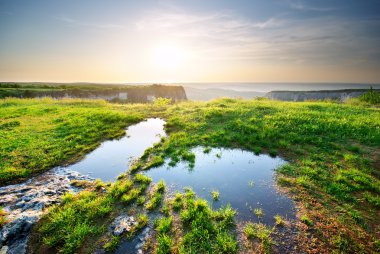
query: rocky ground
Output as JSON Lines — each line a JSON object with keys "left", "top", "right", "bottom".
{"left": 0, "top": 168, "right": 93, "bottom": 254}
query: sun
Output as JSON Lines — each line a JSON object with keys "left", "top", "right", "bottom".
{"left": 154, "top": 45, "right": 184, "bottom": 70}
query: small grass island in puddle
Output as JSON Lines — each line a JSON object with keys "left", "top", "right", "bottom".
{"left": 144, "top": 147, "right": 295, "bottom": 224}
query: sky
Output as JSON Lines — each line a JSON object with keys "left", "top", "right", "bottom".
{"left": 0, "top": 0, "right": 380, "bottom": 83}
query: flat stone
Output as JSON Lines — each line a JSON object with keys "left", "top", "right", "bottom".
{"left": 109, "top": 215, "right": 137, "bottom": 236}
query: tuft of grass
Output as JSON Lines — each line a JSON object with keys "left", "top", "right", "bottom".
{"left": 154, "top": 216, "right": 173, "bottom": 235}
{"left": 172, "top": 192, "right": 183, "bottom": 211}
{"left": 0, "top": 207, "right": 7, "bottom": 227}
{"left": 145, "top": 181, "right": 166, "bottom": 211}
{"left": 134, "top": 173, "right": 152, "bottom": 184}
{"left": 253, "top": 208, "right": 264, "bottom": 218}
{"left": 211, "top": 190, "right": 220, "bottom": 201}
{"left": 145, "top": 193, "right": 163, "bottom": 211}
{"left": 70, "top": 180, "right": 92, "bottom": 188}
{"left": 358, "top": 87, "right": 380, "bottom": 105}
{"left": 103, "top": 236, "right": 120, "bottom": 252}
{"left": 39, "top": 191, "right": 113, "bottom": 253}
{"left": 94, "top": 179, "right": 105, "bottom": 190}
{"left": 117, "top": 173, "right": 126, "bottom": 180}
{"left": 178, "top": 193, "right": 238, "bottom": 253}
{"left": 203, "top": 147, "right": 211, "bottom": 153}
{"left": 301, "top": 215, "right": 313, "bottom": 227}
{"left": 109, "top": 179, "right": 133, "bottom": 198}
{"left": 136, "top": 213, "right": 149, "bottom": 230}
{"left": 274, "top": 214, "right": 285, "bottom": 226}
{"left": 137, "top": 196, "right": 145, "bottom": 206}
{"left": 161, "top": 204, "right": 170, "bottom": 216}
{"left": 269, "top": 149, "right": 277, "bottom": 157}
{"left": 244, "top": 222, "right": 273, "bottom": 253}
{"left": 121, "top": 188, "right": 140, "bottom": 204}
{"left": 156, "top": 180, "right": 166, "bottom": 193}
{"left": 156, "top": 234, "right": 174, "bottom": 254}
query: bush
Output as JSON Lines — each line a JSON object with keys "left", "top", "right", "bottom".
{"left": 359, "top": 88, "right": 380, "bottom": 105}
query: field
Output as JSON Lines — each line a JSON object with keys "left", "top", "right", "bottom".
{"left": 1, "top": 97, "right": 379, "bottom": 253}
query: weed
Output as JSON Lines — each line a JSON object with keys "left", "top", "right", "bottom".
{"left": 211, "top": 190, "right": 220, "bottom": 201}
{"left": 136, "top": 213, "right": 149, "bottom": 229}
{"left": 161, "top": 204, "right": 170, "bottom": 216}
{"left": 156, "top": 180, "right": 166, "bottom": 193}
{"left": 109, "top": 179, "right": 133, "bottom": 198}
{"left": 103, "top": 235, "right": 120, "bottom": 252}
{"left": 94, "top": 179, "right": 105, "bottom": 190}
{"left": 172, "top": 192, "right": 183, "bottom": 211}
{"left": 274, "top": 214, "right": 285, "bottom": 226}
{"left": 156, "top": 234, "right": 174, "bottom": 254}
{"left": 0, "top": 207, "right": 7, "bottom": 227}
{"left": 137, "top": 196, "right": 145, "bottom": 206}
{"left": 154, "top": 216, "right": 173, "bottom": 235}
{"left": 121, "top": 188, "right": 140, "bottom": 204}
{"left": 244, "top": 222, "right": 273, "bottom": 253}
{"left": 301, "top": 215, "right": 313, "bottom": 227}
{"left": 203, "top": 147, "right": 211, "bottom": 153}
{"left": 253, "top": 208, "right": 264, "bottom": 218}
{"left": 133, "top": 174, "right": 152, "bottom": 184}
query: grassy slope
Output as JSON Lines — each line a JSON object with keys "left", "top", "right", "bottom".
{"left": 1, "top": 98, "right": 379, "bottom": 253}
{"left": 0, "top": 98, "right": 149, "bottom": 185}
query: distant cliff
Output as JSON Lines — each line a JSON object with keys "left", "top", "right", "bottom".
{"left": 0, "top": 84, "right": 187, "bottom": 103}
{"left": 266, "top": 89, "right": 379, "bottom": 101}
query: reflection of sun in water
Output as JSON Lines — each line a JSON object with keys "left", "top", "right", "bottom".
{"left": 154, "top": 45, "right": 184, "bottom": 70}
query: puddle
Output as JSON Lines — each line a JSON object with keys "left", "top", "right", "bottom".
{"left": 144, "top": 147, "right": 295, "bottom": 224}
{"left": 64, "top": 118, "right": 166, "bottom": 182}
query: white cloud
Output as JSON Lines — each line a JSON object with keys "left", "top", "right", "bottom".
{"left": 134, "top": 9, "right": 380, "bottom": 67}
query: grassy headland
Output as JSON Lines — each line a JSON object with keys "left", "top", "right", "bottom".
{"left": 1, "top": 97, "right": 379, "bottom": 253}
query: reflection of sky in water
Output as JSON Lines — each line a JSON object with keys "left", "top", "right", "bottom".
{"left": 63, "top": 118, "right": 165, "bottom": 182}
{"left": 60, "top": 117, "right": 295, "bottom": 224}
{"left": 145, "top": 147, "right": 295, "bottom": 224}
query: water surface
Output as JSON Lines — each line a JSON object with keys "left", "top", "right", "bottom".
{"left": 145, "top": 147, "right": 295, "bottom": 224}
{"left": 62, "top": 118, "right": 165, "bottom": 182}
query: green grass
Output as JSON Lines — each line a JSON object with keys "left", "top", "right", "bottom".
{"left": 103, "top": 236, "right": 120, "bottom": 252}
{"left": 253, "top": 208, "right": 264, "bottom": 218}
{"left": 39, "top": 191, "right": 113, "bottom": 253}
{"left": 154, "top": 216, "right": 173, "bottom": 234}
{"left": 2, "top": 97, "right": 380, "bottom": 253}
{"left": 0, "top": 207, "right": 7, "bottom": 227}
{"left": 274, "top": 214, "right": 285, "bottom": 226}
{"left": 358, "top": 88, "right": 380, "bottom": 105}
{"left": 300, "top": 215, "right": 314, "bottom": 227}
{"left": 244, "top": 222, "right": 273, "bottom": 253}
{"left": 133, "top": 173, "right": 152, "bottom": 184}
{"left": 156, "top": 233, "right": 174, "bottom": 254}
{"left": 145, "top": 181, "right": 166, "bottom": 211}
{"left": 136, "top": 213, "right": 149, "bottom": 229}
{"left": 172, "top": 192, "right": 184, "bottom": 211}
{"left": 0, "top": 98, "right": 144, "bottom": 185}
{"left": 178, "top": 189, "right": 238, "bottom": 253}
{"left": 211, "top": 190, "right": 220, "bottom": 201}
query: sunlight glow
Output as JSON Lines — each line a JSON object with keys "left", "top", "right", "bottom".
{"left": 154, "top": 45, "right": 185, "bottom": 70}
